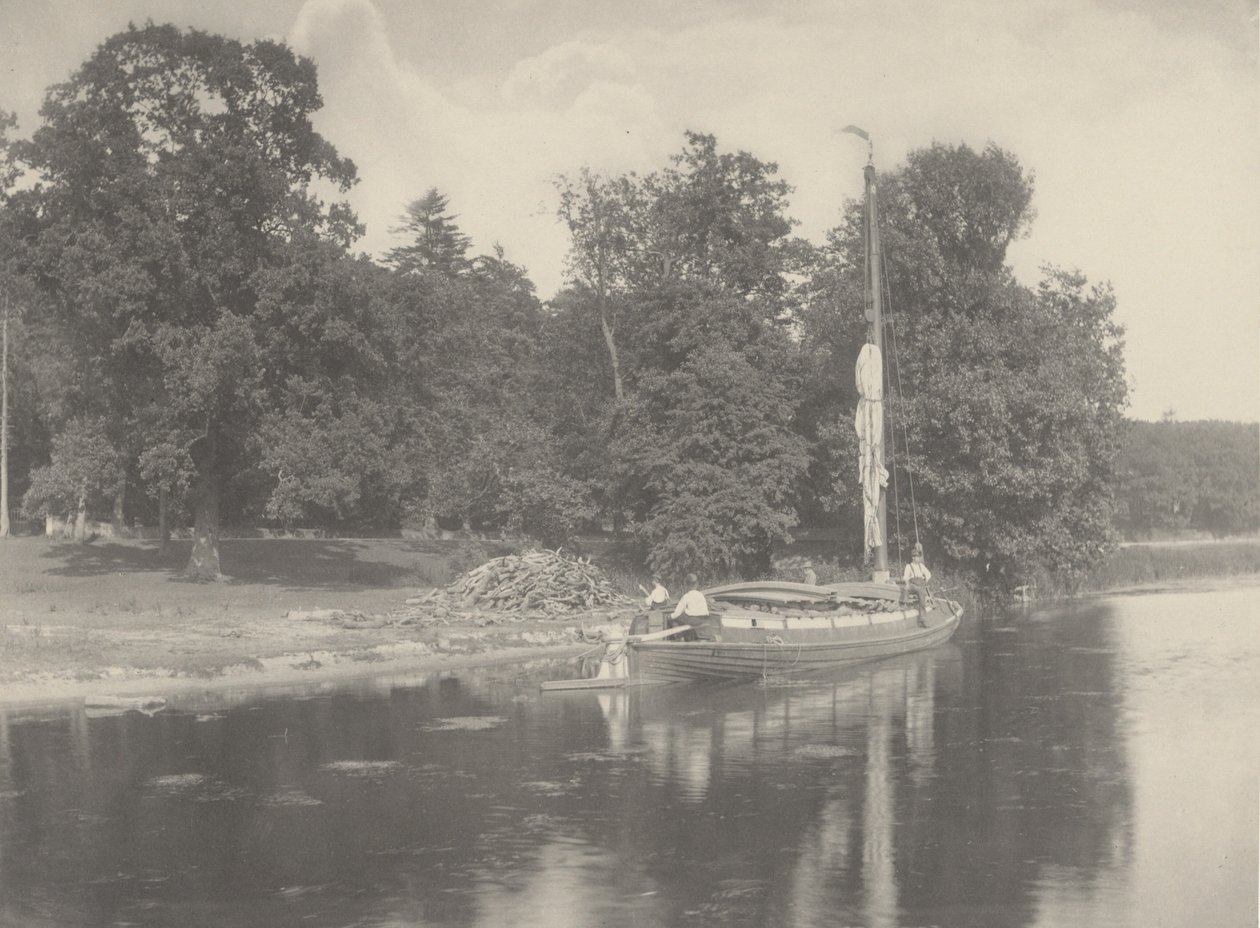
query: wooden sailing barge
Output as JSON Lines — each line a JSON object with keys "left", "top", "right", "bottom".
{"left": 543, "top": 130, "right": 961, "bottom": 690}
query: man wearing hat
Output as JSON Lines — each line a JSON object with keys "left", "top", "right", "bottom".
{"left": 640, "top": 576, "right": 670, "bottom": 609}
{"left": 903, "top": 542, "right": 932, "bottom": 621}
{"left": 669, "top": 574, "right": 711, "bottom": 641}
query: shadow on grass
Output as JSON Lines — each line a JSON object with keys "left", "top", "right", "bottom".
{"left": 40, "top": 539, "right": 456, "bottom": 589}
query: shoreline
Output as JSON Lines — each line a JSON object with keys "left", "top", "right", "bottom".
{"left": 3, "top": 536, "right": 1257, "bottom": 713}
{"left": 0, "top": 638, "right": 592, "bottom": 712}
{"left": 8, "top": 574, "right": 1258, "bottom": 713}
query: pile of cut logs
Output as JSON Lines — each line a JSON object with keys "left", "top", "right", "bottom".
{"left": 418, "top": 548, "right": 634, "bottom": 617}
{"left": 289, "top": 549, "right": 635, "bottom": 629}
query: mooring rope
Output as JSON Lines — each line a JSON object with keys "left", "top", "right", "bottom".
{"left": 761, "top": 634, "right": 803, "bottom": 683}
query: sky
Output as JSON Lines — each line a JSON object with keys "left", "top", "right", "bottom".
{"left": 2, "top": 0, "right": 1258, "bottom": 422}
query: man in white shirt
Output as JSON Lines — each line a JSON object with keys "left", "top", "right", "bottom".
{"left": 903, "top": 543, "right": 932, "bottom": 621}
{"left": 671, "top": 574, "right": 709, "bottom": 620}
{"left": 669, "top": 574, "right": 710, "bottom": 641}
{"left": 641, "top": 577, "right": 670, "bottom": 609}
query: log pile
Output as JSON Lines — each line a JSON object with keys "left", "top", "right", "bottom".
{"left": 417, "top": 548, "right": 634, "bottom": 617}
{"left": 290, "top": 549, "right": 635, "bottom": 629}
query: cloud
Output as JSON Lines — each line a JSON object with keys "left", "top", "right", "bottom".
{"left": 287, "top": 0, "right": 673, "bottom": 297}
{"left": 501, "top": 41, "right": 638, "bottom": 108}
{"left": 284, "top": 0, "right": 1258, "bottom": 419}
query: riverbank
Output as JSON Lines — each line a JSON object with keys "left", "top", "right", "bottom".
{"left": 0, "top": 537, "right": 606, "bottom": 709}
{"left": 4, "top": 535, "right": 1258, "bottom": 710}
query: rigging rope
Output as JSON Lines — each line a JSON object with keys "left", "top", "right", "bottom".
{"left": 883, "top": 317, "right": 904, "bottom": 568}
{"left": 879, "top": 250, "right": 921, "bottom": 556}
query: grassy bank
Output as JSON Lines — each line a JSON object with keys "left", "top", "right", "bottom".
{"left": 3, "top": 533, "right": 1256, "bottom": 706}
{"left": 0, "top": 536, "right": 590, "bottom": 705}
{"left": 1080, "top": 538, "right": 1260, "bottom": 593}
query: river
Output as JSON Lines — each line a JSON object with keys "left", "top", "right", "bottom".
{"left": 1, "top": 582, "right": 1257, "bottom": 927}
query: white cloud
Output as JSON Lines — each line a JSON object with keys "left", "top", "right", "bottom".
{"left": 287, "top": 0, "right": 674, "bottom": 297}
{"left": 501, "top": 41, "right": 638, "bottom": 108}
{"left": 283, "top": 0, "right": 1258, "bottom": 419}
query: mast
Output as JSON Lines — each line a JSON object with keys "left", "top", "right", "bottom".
{"left": 864, "top": 156, "right": 889, "bottom": 581}
{"left": 845, "top": 125, "right": 890, "bottom": 583}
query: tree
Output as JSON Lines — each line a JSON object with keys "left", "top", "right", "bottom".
{"left": 0, "top": 110, "right": 47, "bottom": 539}
{"left": 809, "top": 142, "right": 1126, "bottom": 588}
{"left": 642, "top": 131, "right": 799, "bottom": 303}
{"left": 1115, "top": 420, "right": 1259, "bottom": 539}
{"left": 0, "top": 111, "right": 15, "bottom": 538}
{"left": 385, "top": 188, "right": 472, "bottom": 276}
{"left": 21, "top": 417, "right": 124, "bottom": 542}
{"left": 252, "top": 245, "right": 407, "bottom": 533}
{"left": 555, "top": 169, "right": 645, "bottom": 403}
{"left": 548, "top": 133, "right": 810, "bottom": 576}
{"left": 14, "top": 24, "right": 359, "bottom": 576}
{"left": 614, "top": 286, "right": 810, "bottom": 577}
{"left": 374, "top": 235, "right": 557, "bottom": 537}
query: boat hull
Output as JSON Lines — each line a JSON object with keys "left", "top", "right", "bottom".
{"left": 624, "top": 603, "right": 960, "bottom": 685}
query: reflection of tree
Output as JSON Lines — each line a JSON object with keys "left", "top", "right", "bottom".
{"left": 0, "top": 611, "right": 1133, "bottom": 927}
{"left": 897, "top": 602, "right": 1133, "bottom": 924}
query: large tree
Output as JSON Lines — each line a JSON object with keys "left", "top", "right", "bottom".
{"left": 13, "top": 24, "right": 359, "bottom": 576}
{"left": 550, "top": 133, "right": 810, "bottom": 577}
{"left": 613, "top": 282, "right": 810, "bottom": 577}
{"left": 554, "top": 169, "right": 646, "bottom": 403}
{"left": 810, "top": 142, "right": 1127, "bottom": 588}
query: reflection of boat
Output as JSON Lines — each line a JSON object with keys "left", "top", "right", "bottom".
{"left": 544, "top": 130, "right": 961, "bottom": 690}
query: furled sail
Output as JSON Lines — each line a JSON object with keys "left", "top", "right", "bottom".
{"left": 854, "top": 342, "right": 888, "bottom": 551}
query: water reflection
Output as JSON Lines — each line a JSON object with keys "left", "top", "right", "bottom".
{"left": 1, "top": 585, "right": 1257, "bottom": 927}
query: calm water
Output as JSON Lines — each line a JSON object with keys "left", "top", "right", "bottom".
{"left": 1, "top": 583, "right": 1257, "bottom": 928}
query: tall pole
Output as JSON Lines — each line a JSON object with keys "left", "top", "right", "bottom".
{"left": 864, "top": 158, "right": 888, "bottom": 580}
{"left": 1, "top": 291, "right": 9, "bottom": 539}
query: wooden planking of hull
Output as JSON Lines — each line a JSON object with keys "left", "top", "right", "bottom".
{"left": 625, "top": 604, "right": 961, "bottom": 685}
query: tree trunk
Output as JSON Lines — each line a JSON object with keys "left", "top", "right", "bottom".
{"left": 73, "top": 491, "right": 87, "bottom": 544}
{"left": 112, "top": 485, "right": 126, "bottom": 536}
{"left": 599, "top": 308, "right": 623, "bottom": 403}
{"left": 158, "top": 485, "right": 170, "bottom": 555}
{"left": 0, "top": 297, "right": 8, "bottom": 539}
{"left": 186, "top": 472, "right": 222, "bottom": 579}
{"left": 595, "top": 242, "right": 624, "bottom": 403}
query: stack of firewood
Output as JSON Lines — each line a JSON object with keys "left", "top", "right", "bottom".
{"left": 413, "top": 549, "right": 634, "bottom": 617}
{"left": 291, "top": 549, "right": 635, "bottom": 629}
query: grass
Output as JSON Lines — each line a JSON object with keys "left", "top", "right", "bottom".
{"left": 1, "top": 532, "right": 1255, "bottom": 693}
{"left": 1080, "top": 538, "right": 1260, "bottom": 593}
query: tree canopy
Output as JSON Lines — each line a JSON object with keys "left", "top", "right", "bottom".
{"left": 806, "top": 142, "right": 1128, "bottom": 589}
{"left": 5, "top": 24, "right": 1205, "bottom": 595}
{"left": 9, "top": 23, "right": 360, "bottom": 575}
{"left": 1116, "top": 420, "right": 1259, "bottom": 540}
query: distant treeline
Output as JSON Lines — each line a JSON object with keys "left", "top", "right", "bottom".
{"left": 1115, "top": 420, "right": 1259, "bottom": 540}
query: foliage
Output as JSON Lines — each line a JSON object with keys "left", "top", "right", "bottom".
{"left": 1080, "top": 539, "right": 1260, "bottom": 592}
{"left": 11, "top": 23, "right": 360, "bottom": 574}
{"left": 609, "top": 284, "right": 810, "bottom": 579}
{"left": 549, "top": 134, "right": 810, "bottom": 578}
{"left": 6, "top": 31, "right": 1151, "bottom": 594}
{"left": 808, "top": 142, "right": 1128, "bottom": 589}
{"left": 20, "top": 417, "right": 124, "bottom": 521}
{"left": 1115, "top": 420, "right": 1259, "bottom": 539}
{"left": 385, "top": 188, "right": 473, "bottom": 276}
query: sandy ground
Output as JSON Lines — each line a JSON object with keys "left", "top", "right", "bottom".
{"left": 0, "top": 536, "right": 607, "bottom": 709}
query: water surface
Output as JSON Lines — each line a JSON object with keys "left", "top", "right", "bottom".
{"left": 1, "top": 581, "right": 1257, "bottom": 927}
